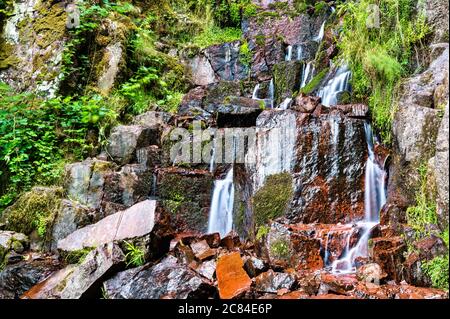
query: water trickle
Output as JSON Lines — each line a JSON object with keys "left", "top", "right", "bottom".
{"left": 314, "top": 21, "right": 326, "bottom": 42}
{"left": 329, "top": 122, "right": 387, "bottom": 274}
{"left": 318, "top": 65, "right": 352, "bottom": 106}
{"left": 285, "top": 45, "right": 293, "bottom": 61}
{"left": 278, "top": 98, "right": 292, "bottom": 110}
{"left": 252, "top": 83, "right": 260, "bottom": 100}
{"left": 268, "top": 79, "right": 275, "bottom": 108}
{"left": 300, "top": 62, "right": 314, "bottom": 89}
{"left": 207, "top": 168, "right": 235, "bottom": 238}
{"left": 297, "top": 45, "right": 303, "bottom": 61}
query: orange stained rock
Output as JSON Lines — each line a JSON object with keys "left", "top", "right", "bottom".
{"left": 216, "top": 252, "right": 252, "bottom": 299}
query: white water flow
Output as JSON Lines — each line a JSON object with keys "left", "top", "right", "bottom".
{"left": 278, "top": 98, "right": 292, "bottom": 110}
{"left": 297, "top": 45, "right": 303, "bottom": 61}
{"left": 285, "top": 45, "right": 293, "bottom": 61}
{"left": 318, "top": 65, "right": 352, "bottom": 106}
{"left": 252, "top": 83, "right": 260, "bottom": 100}
{"left": 300, "top": 62, "right": 314, "bottom": 89}
{"left": 314, "top": 21, "right": 326, "bottom": 42}
{"left": 252, "top": 80, "right": 275, "bottom": 108}
{"left": 268, "top": 79, "right": 275, "bottom": 108}
{"left": 330, "top": 123, "right": 387, "bottom": 274}
{"left": 207, "top": 168, "right": 235, "bottom": 238}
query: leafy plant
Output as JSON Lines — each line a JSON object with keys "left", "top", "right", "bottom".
{"left": 124, "top": 241, "right": 146, "bottom": 267}
{"left": 270, "top": 239, "right": 290, "bottom": 260}
{"left": 422, "top": 254, "right": 449, "bottom": 290}
{"left": 191, "top": 26, "right": 242, "bottom": 49}
{"left": 256, "top": 225, "right": 270, "bottom": 241}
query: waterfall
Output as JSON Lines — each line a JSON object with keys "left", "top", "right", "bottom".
{"left": 268, "top": 79, "right": 275, "bottom": 108}
{"left": 318, "top": 65, "right": 352, "bottom": 106}
{"left": 330, "top": 123, "right": 387, "bottom": 274}
{"left": 285, "top": 45, "right": 293, "bottom": 61}
{"left": 300, "top": 62, "right": 314, "bottom": 89}
{"left": 297, "top": 45, "right": 303, "bottom": 61}
{"left": 207, "top": 168, "right": 235, "bottom": 238}
{"left": 314, "top": 21, "right": 326, "bottom": 42}
{"left": 252, "top": 83, "right": 260, "bottom": 100}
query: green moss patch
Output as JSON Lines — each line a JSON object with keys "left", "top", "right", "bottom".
{"left": 253, "top": 173, "right": 293, "bottom": 227}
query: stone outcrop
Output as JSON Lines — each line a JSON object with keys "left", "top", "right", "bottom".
{"left": 57, "top": 200, "right": 169, "bottom": 252}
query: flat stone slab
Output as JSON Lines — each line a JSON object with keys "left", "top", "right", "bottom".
{"left": 57, "top": 200, "right": 156, "bottom": 252}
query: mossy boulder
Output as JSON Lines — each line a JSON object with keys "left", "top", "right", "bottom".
{"left": 253, "top": 173, "right": 293, "bottom": 227}
{"left": 273, "top": 61, "right": 303, "bottom": 106}
{"left": 0, "top": 187, "right": 63, "bottom": 246}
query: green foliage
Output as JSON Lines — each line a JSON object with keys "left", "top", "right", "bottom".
{"left": 256, "top": 225, "right": 270, "bottom": 241}
{"left": 300, "top": 67, "right": 329, "bottom": 95}
{"left": 239, "top": 40, "right": 252, "bottom": 68}
{"left": 64, "top": 248, "right": 94, "bottom": 265}
{"left": 0, "top": 83, "right": 117, "bottom": 211}
{"left": 406, "top": 163, "right": 438, "bottom": 238}
{"left": 124, "top": 241, "right": 146, "bottom": 267}
{"left": 192, "top": 26, "right": 242, "bottom": 49}
{"left": 422, "top": 254, "right": 449, "bottom": 290}
{"left": 253, "top": 173, "right": 293, "bottom": 227}
{"left": 270, "top": 239, "right": 290, "bottom": 260}
{"left": 336, "top": 0, "right": 430, "bottom": 143}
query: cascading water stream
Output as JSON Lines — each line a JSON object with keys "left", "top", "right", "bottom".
{"left": 207, "top": 168, "right": 235, "bottom": 238}
{"left": 314, "top": 21, "right": 326, "bottom": 42}
{"left": 329, "top": 122, "right": 387, "bottom": 274}
{"left": 318, "top": 65, "right": 352, "bottom": 106}
{"left": 285, "top": 45, "right": 293, "bottom": 61}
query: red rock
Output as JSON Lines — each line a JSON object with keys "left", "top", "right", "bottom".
{"left": 311, "top": 294, "right": 357, "bottom": 299}
{"left": 370, "top": 236, "right": 406, "bottom": 282}
{"left": 277, "top": 290, "right": 310, "bottom": 299}
{"left": 319, "top": 273, "right": 358, "bottom": 295}
{"left": 216, "top": 252, "right": 252, "bottom": 299}
{"left": 200, "top": 233, "right": 221, "bottom": 248}
{"left": 220, "top": 231, "right": 241, "bottom": 250}
{"left": 290, "top": 233, "right": 324, "bottom": 271}
{"left": 190, "top": 240, "right": 216, "bottom": 261}
{"left": 396, "top": 283, "right": 448, "bottom": 299}
{"left": 293, "top": 95, "right": 321, "bottom": 113}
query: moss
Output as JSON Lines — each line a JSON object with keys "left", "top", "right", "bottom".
{"left": 270, "top": 238, "right": 290, "bottom": 260}
{"left": 273, "top": 61, "right": 303, "bottom": 105}
{"left": 253, "top": 173, "right": 293, "bottom": 227}
{"left": 0, "top": 187, "right": 63, "bottom": 239}
{"left": 300, "top": 67, "right": 329, "bottom": 95}
{"left": 0, "top": 39, "right": 19, "bottom": 69}
{"left": 63, "top": 247, "right": 95, "bottom": 265}
{"left": 32, "top": 2, "right": 67, "bottom": 49}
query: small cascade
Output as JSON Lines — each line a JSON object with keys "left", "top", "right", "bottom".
{"left": 149, "top": 173, "right": 158, "bottom": 200}
{"left": 207, "top": 168, "right": 235, "bottom": 238}
{"left": 318, "top": 65, "right": 352, "bottom": 106}
{"left": 278, "top": 98, "right": 292, "bottom": 110}
{"left": 209, "top": 138, "right": 216, "bottom": 173}
{"left": 285, "top": 45, "right": 293, "bottom": 61}
{"left": 268, "top": 79, "right": 275, "bottom": 108}
{"left": 314, "top": 21, "right": 326, "bottom": 42}
{"left": 300, "top": 62, "right": 314, "bottom": 89}
{"left": 252, "top": 80, "right": 275, "bottom": 109}
{"left": 297, "top": 45, "right": 303, "bottom": 61}
{"left": 329, "top": 123, "right": 387, "bottom": 274}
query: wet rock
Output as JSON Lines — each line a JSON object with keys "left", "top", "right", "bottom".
{"left": 200, "top": 233, "right": 221, "bottom": 248}
{"left": 434, "top": 102, "right": 449, "bottom": 229}
{"left": 273, "top": 61, "right": 303, "bottom": 106}
{"left": 102, "top": 164, "right": 153, "bottom": 213}
{"left": 196, "top": 260, "right": 216, "bottom": 281}
{"left": 311, "top": 294, "right": 357, "bottom": 299}
{"left": 204, "top": 41, "right": 248, "bottom": 82}
{"left": 370, "top": 237, "right": 406, "bottom": 282}
{"left": 216, "top": 252, "right": 252, "bottom": 299}
{"left": 335, "top": 104, "right": 370, "bottom": 118}
{"left": 318, "top": 273, "right": 358, "bottom": 295}
{"left": 65, "top": 159, "right": 117, "bottom": 210}
{"left": 136, "top": 145, "right": 163, "bottom": 169}
{"left": 57, "top": 200, "right": 169, "bottom": 252}
{"left": 357, "top": 263, "right": 386, "bottom": 285}
{"left": 23, "top": 243, "right": 125, "bottom": 299}
{"left": 244, "top": 256, "right": 267, "bottom": 278}
{"left": 158, "top": 168, "right": 213, "bottom": 234}
{"left": 190, "top": 240, "right": 216, "bottom": 261}
{"left": 290, "top": 233, "right": 324, "bottom": 271}
{"left": 0, "top": 256, "right": 60, "bottom": 299}
{"left": 103, "top": 255, "right": 216, "bottom": 299}
{"left": 50, "top": 200, "right": 92, "bottom": 251}
{"left": 188, "top": 55, "right": 217, "bottom": 86}
{"left": 107, "top": 125, "right": 161, "bottom": 165}
{"left": 293, "top": 95, "right": 321, "bottom": 113}
{"left": 254, "top": 270, "right": 295, "bottom": 293}
{"left": 395, "top": 282, "right": 448, "bottom": 299}
{"left": 220, "top": 231, "right": 241, "bottom": 250}
{"left": 296, "top": 271, "right": 321, "bottom": 295}
{"left": 0, "top": 231, "right": 29, "bottom": 262}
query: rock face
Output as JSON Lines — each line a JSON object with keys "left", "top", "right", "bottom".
{"left": 0, "top": 0, "right": 67, "bottom": 96}
{"left": 57, "top": 200, "right": 167, "bottom": 252}
{"left": 103, "top": 255, "right": 215, "bottom": 299}
{"left": 216, "top": 252, "right": 252, "bottom": 299}
{"left": 107, "top": 125, "right": 161, "bottom": 165}
{"left": 0, "top": 257, "right": 60, "bottom": 299}
{"left": 23, "top": 243, "right": 125, "bottom": 299}
{"left": 254, "top": 270, "right": 295, "bottom": 293}
{"left": 248, "top": 108, "right": 367, "bottom": 224}
{"left": 158, "top": 168, "right": 213, "bottom": 234}
{"left": 273, "top": 61, "right": 303, "bottom": 106}
{"left": 0, "top": 231, "right": 29, "bottom": 263}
